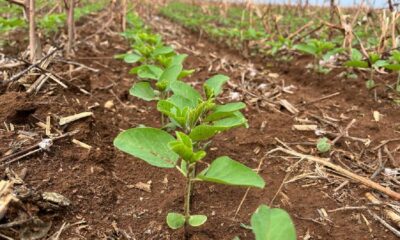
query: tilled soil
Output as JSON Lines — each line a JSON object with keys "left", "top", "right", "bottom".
{"left": 0, "top": 9, "right": 399, "bottom": 240}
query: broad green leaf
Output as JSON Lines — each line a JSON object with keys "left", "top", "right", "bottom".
{"left": 344, "top": 60, "right": 369, "bottom": 68}
{"left": 213, "top": 114, "right": 247, "bottom": 128}
{"left": 129, "top": 82, "right": 156, "bottom": 101}
{"left": 350, "top": 48, "right": 363, "bottom": 61}
{"left": 166, "top": 212, "right": 185, "bottom": 229}
{"left": 113, "top": 128, "right": 178, "bottom": 168}
{"left": 124, "top": 53, "right": 141, "bottom": 63}
{"left": 131, "top": 65, "right": 163, "bottom": 80}
{"left": 159, "top": 64, "right": 183, "bottom": 83}
{"left": 384, "top": 64, "right": 400, "bottom": 71}
{"left": 205, "top": 102, "right": 246, "bottom": 122}
{"left": 188, "top": 215, "right": 207, "bottom": 227}
{"left": 190, "top": 114, "right": 247, "bottom": 141}
{"left": 251, "top": 205, "right": 296, "bottom": 240}
{"left": 170, "top": 54, "right": 188, "bottom": 66}
{"left": 152, "top": 46, "right": 174, "bottom": 57}
{"left": 168, "top": 95, "right": 195, "bottom": 109}
{"left": 197, "top": 156, "right": 265, "bottom": 188}
{"left": 189, "top": 125, "right": 222, "bottom": 141}
{"left": 293, "top": 44, "right": 317, "bottom": 56}
{"left": 391, "top": 51, "right": 400, "bottom": 63}
{"left": 373, "top": 60, "right": 389, "bottom": 68}
{"left": 204, "top": 74, "right": 230, "bottom": 98}
{"left": 170, "top": 81, "right": 202, "bottom": 105}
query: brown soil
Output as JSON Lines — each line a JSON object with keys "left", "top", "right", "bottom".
{"left": 1, "top": 8, "right": 399, "bottom": 240}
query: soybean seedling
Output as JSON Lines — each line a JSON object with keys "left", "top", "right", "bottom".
{"left": 384, "top": 50, "right": 400, "bottom": 93}
{"left": 294, "top": 39, "right": 340, "bottom": 74}
{"left": 114, "top": 74, "right": 265, "bottom": 237}
{"left": 265, "top": 36, "right": 294, "bottom": 62}
{"left": 345, "top": 48, "right": 388, "bottom": 90}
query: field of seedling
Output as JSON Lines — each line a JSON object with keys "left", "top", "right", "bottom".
{"left": 0, "top": 0, "right": 400, "bottom": 239}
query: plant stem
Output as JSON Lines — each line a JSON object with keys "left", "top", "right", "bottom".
{"left": 183, "top": 163, "right": 193, "bottom": 239}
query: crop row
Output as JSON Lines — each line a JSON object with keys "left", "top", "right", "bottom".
{"left": 160, "top": 2, "right": 400, "bottom": 97}
{"left": 0, "top": 0, "right": 107, "bottom": 36}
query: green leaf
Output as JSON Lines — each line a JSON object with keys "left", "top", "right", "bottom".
{"left": 179, "top": 69, "right": 195, "bottom": 79}
{"left": 166, "top": 212, "right": 185, "bottom": 229}
{"left": 391, "top": 50, "right": 400, "bottom": 63}
{"left": 170, "top": 54, "right": 188, "bottom": 66}
{"left": 189, "top": 125, "right": 222, "bottom": 141}
{"left": 113, "top": 128, "right": 178, "bottom": 168}
{"left": 124, "top": 53, "right": 141, "bottom": 63}
{"left": 350, "top": 48, "right": 363, "bottom": 61}
{"left": 384, "top": 64, "right": 400, "bottom": 71}
{"left": 170, "top": 81, "right": 202, "bottom": 105}
{"left": 168, "top": 95, "right": 195, "bottom": 109}
{"left": 131, "top": 65, "right": 163, "bottom": 80}
{"left": 191, "top": 150, "right": 206, "bottom": 162}
{"left": 157, "top": 100, "right": 179, "bottom": 118}
{"left": 197, "top": 156, "right": 265, "bottom": 188}
{"left": 204, "top": 74, "right": 230, "bottom": 98}
{"left": 373, "top": 60, "right": 388, "bottom": 68}
{"left": 169, "top": 131, "right": 193, "bottom": 161}
{"left": 213, "top": 114, "right": 247, "bottom": 128}
{"left": 187, "top": 99, "right": 215, "bottom": 128}
{"left": 251, "top": 205, "right": 296, "bottom": 240}
{"left": 129, "top": 82, "right": 156, "bottom": 101}
{"left": 344, "top": 60, "right": 369, "bottom": 68}
{"left": 114, "top": 53, "right": 127, "bottom": 59}
{"left": 159, "top": 64, "right": 183, "bottom": 83}
{"left": 169, "top": 141, "right": 193, "bottom": 162}
{"left": 293, "top": 44, "right": 317, "bottom": 56}
{"left": 157, "top": 100, "right": 187, "bottom": 127}
{"left": 152, "top": 46, "right": 174, "bottom": 57}
{"left": 205, "top": 102, "right": 246, "bottom": 122}
{"left": 189, "top": 113, "right": 247, "bottom": 141}
{"left": 188, "top": 215, "right": 207, "bottom": 227}
{"left": 176, "top": 132, "right": 192, "bottom": 149}
{"left": 369, "top": 53, "right": 380, "bottom": 64}
{"left": 317, "top": 137, "right": 331, "bottom": 153}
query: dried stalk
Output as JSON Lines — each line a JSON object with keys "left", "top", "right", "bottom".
{"left": 272, "top": 147, "right": 400, "bottom": 200}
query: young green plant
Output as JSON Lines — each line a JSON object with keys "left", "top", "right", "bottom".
{"left": 345, "top": 49, "right": 388, "bottom": 90}
{"left": 384, "top": 50, "right": 400, "bottom": 93}
{"left": 114, "top": 75, "right": 265, "bottom": 235}
{"left": 294, "top": 39, "right": 340, "bottom": 74}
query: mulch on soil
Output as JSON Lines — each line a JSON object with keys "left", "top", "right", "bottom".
{"left": 0, "top": 7, "right": 399, "bottom": 240}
